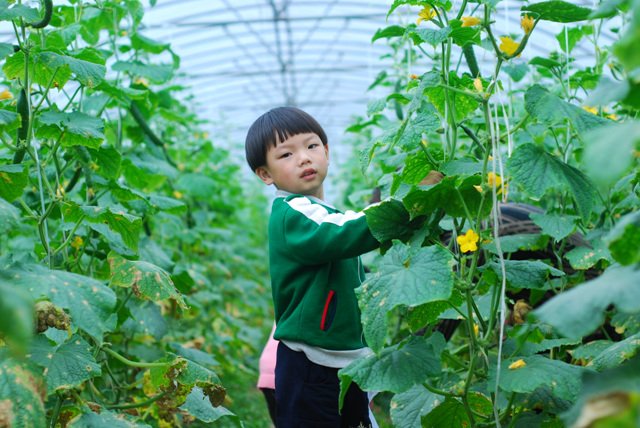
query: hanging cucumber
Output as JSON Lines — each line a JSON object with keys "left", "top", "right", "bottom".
{"left": 12, "top": 88, "right": 29, "bottom": 164}
{"left": 27, "top": 0, "right": 53, "bottom": 29}
{"left": 462, "top": 45, "right": 480, "bottom": 78}
{"left": 129, "top": 102, "right": 178, "bottom": 167}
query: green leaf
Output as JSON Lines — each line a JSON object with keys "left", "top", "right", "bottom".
{"left": 0, "top": 357, "right": 46, "bottom": 427}
{"left": 489, "top": 355, "right": 589, "bottom": 401}
{"left": 121, "top": 300, "right": 168, "bottom": 340}
{"left": 364, "top": 198, "right": 424, "bottom": 243}
{"left": 0, "top": 164, "right": 28, "bottom": 202}
{"left": 562, "top": 354, "right": 640, "bottom": 427}
{"left": 37, "top": 111, "right": 105, "bottom": 148}
{"left": 535, "top": 264, "right": 640, "bottom": 338}
{"left": 484, "top": 234, "right": 546, "bottom": 254}
{"left": 606, "top": 211, "right": 640, "bottom": 265}
{"left": 28, "top": 333, "right": 101, "bottom": 394}
{"left": 421, "top": 397, "right": 471, "bottom": 427}
{"left": 564, "top": 239, "right": 611, "bottom": 270}
{"left": 529, "top": 212, "right": 580, "bottom": 241}
{"left": 0, "top": 262, "right": 116, "bottom": 338}
{"left": 148, "top": 195, "right": 186, "bottom": 213}
{"left": 0, "top": 197, "right": 20, "bottom": 234}
{"left": 556, "top": 27, "right": 584, "bottom": 53}
{"left": 180, "top": 387, "right": 240, "bottom": 426}
{"left": 356, "top": 241, "right": 454, "bottom": 352}
{"left": 0, "top": 42, "right": 13, "bottom": 60}
{"left": 339, "top": 334, "right": 444, "bottom": 408}
{"left": 359, "top": 125, "right": 400, "bottom": 173}
{"left": 525, "top": 85, "right": 612, "bottom": 135}
{"left": 402, "top": 151, "right": 436, "bottom": 185}
{"left": 96, "top": 81, "right": 149, "bottom": 102}
{"left": 529, "top": 56, "right": 562, "bottom": 69}
{"left": 425, "top": 73, "right": 479, "bottom": 121}
{"left": 391, "top": 385, "right": 442, "bottom": 428}
{"left": 366, "top": 98, "right": 387, "bottom": 116}
{"left": 403, "top": 175, "right": 493, "bottom": 220}
{"left": 108, "top": 251, "right": 188, "bottom": 310}
{"left": 35, "top": 50, "right": 106, "bottom": 88}
{"left": 63, "top": 202, "right": 142, "bottom": 252}
{"left": 486, "top": 259, "right": 564, "bottom": 290}
{"left": 407, "top": 290, "right": 464, "bottom": 330}
{"left": 0, "top": 281, "right": 32, "bottom": 354}
{"left": 588, "top": 332, "right": 640, "bottom": 371}
{"left": 611, "top": 312, "right": 640, "bottom": 336}
{"left": 131, "top": 33, "right": 171, "bottom": 54}
{"left": 521, "top": 1, "right": 593, "bottom": 23}
{"left": 112, "top": 61, "right": 173, "bottom": 83}
{"left": 440, "top": 158, "right": 484, "bottom": 176}
{"left": 372, "top": 25, "right": 406, "bottom": 42}
{"left": 88, "top": 145, "right": 122, "bottom": 179}
{"left": 396, "top": 110, "right": 441, "bottom": 151}
{"left": 411, "top": 26, "right": 452, "bottom": 46}
{"left": 3, "top": 51, "right": 71, "bottom": 88}
{"left": 0, "top": 0, "right": 40, "bottom": 21}
{"left": 448, "top": 19, "right": 481, "bottom": 47}
{"left": 68, "top": 403, "right": 152, "bottom": 427}
{"left": 584, "top": 122, "right": 640, "bottom": 185}
{"left": 570, "top": 340, "right": 615, "bottom": 361}
{"left": 507, "top": 143, "right": 595, "bottom": 223}
{"left": 0, "top": 108, "right": 20, "bottom": 133}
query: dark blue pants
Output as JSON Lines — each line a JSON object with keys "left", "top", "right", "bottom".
{"left": 275, "top": 342, "right": 371, "bottom": 428}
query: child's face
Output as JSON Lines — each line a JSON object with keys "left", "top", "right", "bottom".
{"left": 255, "top": 132, "right": 330, "bottom": 200}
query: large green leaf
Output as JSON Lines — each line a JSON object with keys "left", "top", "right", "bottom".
{"left": 37, "top": 111, "right": 105, "bottom": 148}
{"left": 28, "top": 333, "right": 101, "bottom": 394}
{"left": 356, "top": 241, "right": 454, "bottom": 352}
{"left": 411, "top": 26, "right": 452, "bottom": 46}
{"left": 588, "top": 332, "right": 640, "bottom": 371}
{"left": 108, "top": 251, "right": 187, "bottom": 309}
{"left": 562, "top": 354, "right": 640, "bottom": 427}
{"left": 524, "top": 85, "right": 611, "bottom": 135}
{"left": 564, "top": 239, "right": 611, "bottom": 269}
{"left": 372, "top": 25, "right": 405, "bottom": 42}
{"left": 68, "top": 404, "right": 152, "bottom": 427}
{"left": 88, "top": 145, "right": 122, "bottom": 179}
{"left": 131, "top": 33, "right": 171, "bottom": 54}
{"left": 359, "top": 124, "right": 401, "bottom": 173}
{"left": 63, "top": 202, "right": 142, "bottom": 252}
{"left": 0, "top": 0, "right": 40, "bottom": 21}
{"left": 0, "top": 197, "right": 20, "bottom": 234}
{"left": 0, "top": 357, "right": 46, "bottom": 428}
{"left": 390, "top": 385, "right": 442, "bottom": 428}
{"left": 403, "top": 175, "right": 493, "bottom": 219}
{"left": 0, "top": 164, "right": 28, "bottom": 202}
{"left": 396, "top": 111, "right": 441, "bottom": 151}
{"left": 485, "top": 259, "right": 564, "bottom": 290}
{"left": 507, "top": 143, "right": 595, "bottom": 223}
{"left": 0, "top": 281, "right": 32, "bottom": 354}
{"left": 180, "top": 387, "right": 240, "bottom": 426}
{"left": 489, "top": 355, "right": 589, "bottom": 401}
{"left": 0, "top": 262, "right": 116, "bottom": 338}
{"left": 112, "top": 61, "right": 173, "bottom": 83}
{"left": 535, "top": 264, "right": 640, "bottom": 338}
{"left": 3, "top": 51, "right": 72, "bottom": 88}
{"left": 605, "top": 209, "right": 640, "bottom": 266}
{"left": 36, "top": 50, "right": 106, "bottom": 88}
{"left": 529, "top": 212, "right": 580, "bottom": 241}
{"left": 339, "top": 334, "right": 445, "bottom": 408}
{"left": 421, "top": 394, "right": 493, "bottom": 427}
{"left": 521, "top": 1, "right": 593, "bottom": 23}
{"left": 364, "top": 198, "right": 424, "bottom": 243}
{"left": 0, "top": 108, "right": 20, "bottom": 133}
{"left": 583, "top": 122, "right": 640, "bottom": 185}
{"left": 121, "top": 300, "right": 168, "bottom": 341}
{"left": 425, "top": 73, "right": 480, "bottom": 121}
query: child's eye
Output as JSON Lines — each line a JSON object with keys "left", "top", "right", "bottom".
{"left": 308, "top": 144, "right": 318, "bottom": 149}
{"left": 280, "top": 153, "right": 291, "bottom": 158}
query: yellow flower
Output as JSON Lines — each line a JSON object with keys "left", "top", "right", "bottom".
{"left": 473, "top": 77, "right": 483, "bottom": 92}
{"left": 71, "top": 236, "right": 83, "bottom": 251}
{"left": 509, "top": 359, "right": 527, "bottom": 370}
{"left": 134, "top": 77, "right": 149, "bottom": 87}
{"left": 583, "top": 106, "right": 598, "bottom": 115}
{"left": 0, "top": 89, "right": 13, "bottom": 100}
{"left": 457, "top": 229, "right": 479, "bottom": 253}
{"left": 410, "top": 73, "right": 419, "bottom": 79}
{"left": 417, "top": 6, "right": 437, "bottom": 25}
{"left": 487, "top": 172, "right": 503, "bottom": 193}
{"left": 474, "top": 185, "right": 483, "bottom": 193}
{"left": 473, "top": 324, "right": 479, "bottom": 337}
{"left": 521, "top": 15, "right": 535, "bottom": 35}
{"left": 173, "top": 190, "right": 183, "bottom": 199}
{"left": 499, "top": 36, "right": 521, "bottom": 57}
{"left": 461, "top": 16, "right": 481, "bottom": 27}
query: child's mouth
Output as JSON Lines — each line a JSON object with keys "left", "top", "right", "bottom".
{"left": 301, "top": 169, "right": 316, "bottom": 179}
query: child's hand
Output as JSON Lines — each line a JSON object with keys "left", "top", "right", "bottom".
{"left": 419, "top": 170, "right": 444, "bottom": 186}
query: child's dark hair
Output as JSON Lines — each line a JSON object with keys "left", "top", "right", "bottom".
{"left": 245, "top": 106, "right": 328, "bottom": 171}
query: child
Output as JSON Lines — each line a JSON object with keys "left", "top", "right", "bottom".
{"left": 245, "top": 106, "right": 380, "bottom": 427}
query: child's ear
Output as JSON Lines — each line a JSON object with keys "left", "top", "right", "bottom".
{"left": 255, "top": 166, "right": 274, "bottom": 186}
{"left": 324, "top": 144, "right": 330, "bottom": 163}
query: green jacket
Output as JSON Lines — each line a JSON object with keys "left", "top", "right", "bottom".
{"left": 269, "top": 191, "right": 379, "bottom": 350}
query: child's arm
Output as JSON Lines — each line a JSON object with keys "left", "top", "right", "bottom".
{"left": 279, "top": 197, "right": 379, "bottom": 265}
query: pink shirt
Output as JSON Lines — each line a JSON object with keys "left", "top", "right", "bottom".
{"left": 257, "top": 322, "right": 278, "bottom": 389}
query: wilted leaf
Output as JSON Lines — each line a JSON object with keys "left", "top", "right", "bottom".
{"left": 588, "top": 332, "right": 640, "bottom": 371}
{"left": 180, "top": 387, "right": 240, "bottom": 426}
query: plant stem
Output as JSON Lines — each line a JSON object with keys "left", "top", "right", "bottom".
{"left": 49, "top": 393, "right": 64, "bottom": 428}
{"left": 102, "top": 347, "right": 167, "bottom": 368}
{"left": 105, "top": 390, "right": 171, "bottom": 410}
